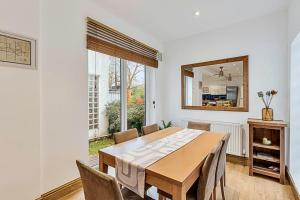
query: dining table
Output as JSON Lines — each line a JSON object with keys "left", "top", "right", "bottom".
{"left": 98, "top": 127, "right": 225, "bottom": 200}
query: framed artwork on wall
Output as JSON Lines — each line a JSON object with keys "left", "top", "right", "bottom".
{"left": 0, "top": 30, "right": 37, "bottom": 69}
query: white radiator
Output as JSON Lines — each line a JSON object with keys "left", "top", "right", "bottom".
{"left": 181, "top": 120, "right": 245, "bottom": 156}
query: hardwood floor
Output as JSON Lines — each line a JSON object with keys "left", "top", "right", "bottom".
{"left": 59, "top": 162, "right": 295, "bottom": 200}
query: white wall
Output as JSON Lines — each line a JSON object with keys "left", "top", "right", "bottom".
{"left": 288, "top": 0, "right": 300, "bottom": 193}
{"left": 0, "top": 0, "right": 40, "bottom": 200}
{"left": 290, "top": 33, "right": 300, "bottom": 195}
{"left": 40, "top": 0, "right": 163, "bottom": 195}
{"left": 288, "top": 0, "right": 300, "bottom": 44}
{"left": 162, "top": 11, "right": 289, "bottom": 155}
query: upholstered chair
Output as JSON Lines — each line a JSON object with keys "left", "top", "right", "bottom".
{"left": 158, "top": 141, "right": 222, "bottom": 200}
{"left": 142, "top": 124, "right": 159, "bottom": 135}
{"left": 214, "top": 133, "right": 231, "bottom": 200}
{"left": 187, "top": 121, "right": 211, "bottom": 131}
{"left": 113, "top": 128, "right": 139, "bottom": 144}
{"left": 76, "top": 160, "right": 154, "bottom": 200}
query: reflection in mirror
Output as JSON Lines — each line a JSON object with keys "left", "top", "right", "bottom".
{"left": 182, "top": 56, "right": 248, "bottom": 111}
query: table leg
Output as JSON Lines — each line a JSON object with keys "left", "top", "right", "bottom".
{"left": 99, "top": 153, "right": 108, "bottom": 173}
{"left": 172, "top": 185, "right": 186, "bottom": 200}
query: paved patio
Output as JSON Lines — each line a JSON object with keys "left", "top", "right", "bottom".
{"left": 88, "top": 155, "right": 99, "bottom": 169}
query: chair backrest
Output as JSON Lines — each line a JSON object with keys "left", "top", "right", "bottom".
{"left": 142, "top": 124, "right": 159, "bottom": 135}
{"left": 113, "top": 128, "right": 138, "bottom": 144}
{"left": 215, "top": 133, "right": 231, "bottom": 185}
{"left": 187, "top": 121, "right": 211, "bottom": 131}
{"left": 197, "top": 142, "right": 222, "bottom": 200}
{"left": 76, "top": 160, "right": 123, "bottom": 200}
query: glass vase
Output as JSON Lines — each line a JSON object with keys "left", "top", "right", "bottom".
{"left": 262, "top": 108, "right": 273, "bottom": 121}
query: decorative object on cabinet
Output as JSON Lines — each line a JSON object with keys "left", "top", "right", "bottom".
{"left": 248, "top": 118, "right": 287, "bottom": 184}
{"left": 257, "top": 90, "right": 278, "bottom": 121}
{"left": 262, "top": 137, "right": 272, "bottom": 145}
{"left": 0, "top": 30, "right": 37, "bottom": 69}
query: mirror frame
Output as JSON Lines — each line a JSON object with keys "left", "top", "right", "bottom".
{"left": 181, "top": 55, "right": 249, "bottom": 112}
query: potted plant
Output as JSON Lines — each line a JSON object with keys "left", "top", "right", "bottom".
{"left": 160, "top": 120, "right": 172, "bottom": 129}
{"left": 257, "top": 90, "right": 278, "bottom": 121}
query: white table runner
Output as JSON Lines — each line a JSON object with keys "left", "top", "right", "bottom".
{"left": 115, "top": 128, "right": 204, "bottom": 197}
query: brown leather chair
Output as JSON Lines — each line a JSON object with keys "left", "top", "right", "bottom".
{"left": 113, "top": 128, "right": 138, "bottom": 144}
{"left": 76, "top": 160, "right": 152, "bottom": 200}
{"left": 158, "top": 142, "right": 222, "bottom": 200}
{"left": 142, "top": 124, "right": 159, "bottom": 135}
{"left": 187, "top": 121, "right": 211, "bottom": 131}
{"left": 214, "top": 134, "right": 231, "bottom": 200}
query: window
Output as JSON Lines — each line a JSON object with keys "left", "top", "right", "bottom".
{"left": 185, "top": 76, "right": 193, "bottom": 105}
{"left": 88, "top": 50, "right": 147, "bottom": 140}
{"left": 87, "top": 18, "right": 159, "bottom": 149}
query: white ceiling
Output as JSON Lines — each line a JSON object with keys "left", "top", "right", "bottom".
{"left": 95, "top": 0, "right": 290, "bottom": 42}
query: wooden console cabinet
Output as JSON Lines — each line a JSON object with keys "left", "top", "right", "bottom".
{"left": 248, "top": 118, "right": 287, "bottom": 184}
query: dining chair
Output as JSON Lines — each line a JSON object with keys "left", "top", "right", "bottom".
{"left": 142, "top": 124, "right": 159, "bottom": 135}
{"left": 113, "top": 128, "right": 139, "bottom": 144}
{"left": 158, "top": 141, "right": 222, "bottom": 200}
{"left": 76, "top": 160, "right": 153, "bottom": 200}
{"left": 187, "top": 121, "right": 211, "bottom": 131}
{"left": 214, "top": 134, "right": 231, "bottom": 200}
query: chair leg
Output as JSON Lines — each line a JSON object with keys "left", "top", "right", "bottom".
{"left": 213, "top": 187, "right": 216, "bottom": 200}
{"left": 224, "top": 170, "right": 226, "bottom": 187}
{"left": 220, "top": 176, "right": 226, "bottom": 200}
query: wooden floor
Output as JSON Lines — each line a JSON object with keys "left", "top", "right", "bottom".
{"left": 59, "top": 162, "right": 295, "bottom": 200}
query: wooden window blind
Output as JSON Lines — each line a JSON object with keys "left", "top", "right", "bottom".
{"left": 87, "top": 17, "right": 159, "bottom": 68}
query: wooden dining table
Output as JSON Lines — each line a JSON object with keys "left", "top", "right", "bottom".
{"left": 98, "top": 127, "right": 225, "bottom": 200}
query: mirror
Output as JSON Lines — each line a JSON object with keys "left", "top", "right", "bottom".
{"left": 181, "top": 56, "right": 248, "bottom": 112}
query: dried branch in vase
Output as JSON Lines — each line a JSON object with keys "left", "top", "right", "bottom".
{"left": 257, "top": 90, "right": 278, "bottom": 121}
{"left": 257, "top": 90, "right": 278, "bottom": 109}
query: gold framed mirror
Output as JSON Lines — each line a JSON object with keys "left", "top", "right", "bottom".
{"left": 181, "top": 56, "right": 249, "bottom": 112}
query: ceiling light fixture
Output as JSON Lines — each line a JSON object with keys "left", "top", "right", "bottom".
{"left": 194, "top": 11, "right": 200, "bottom": 16}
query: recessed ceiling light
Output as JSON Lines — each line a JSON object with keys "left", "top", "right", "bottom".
{"left": 194, "top": 11, "right": 200, "bottom": 16}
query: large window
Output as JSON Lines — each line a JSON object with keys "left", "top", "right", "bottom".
{"left": 88, "top": 50, "right": 146, "bottom": 140}
{"left": 87, "top": 18, "right": 158, "bottom": 160}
